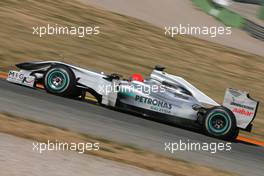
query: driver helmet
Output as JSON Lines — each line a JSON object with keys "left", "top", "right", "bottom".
{"left": 131, "top": 73, "right": 144, "bottom": 82}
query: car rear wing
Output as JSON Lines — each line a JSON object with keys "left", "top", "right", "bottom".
{"left": 223, "top": 88, "right": 259, "bottom": 131}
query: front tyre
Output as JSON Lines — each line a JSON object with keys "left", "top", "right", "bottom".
{"left": 44, "top": 65, "right": 78, "bottom": 97}
{"left": 203, "top": 106, "right": 239, "bottom": 140}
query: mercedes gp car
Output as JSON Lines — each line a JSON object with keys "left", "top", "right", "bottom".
{"left": 6, "top": 61, "right": 259, "bottom": 140}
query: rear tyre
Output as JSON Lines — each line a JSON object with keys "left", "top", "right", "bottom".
{"left": 44, "top": 65, "right": 79, "bottom": 97}
{"left": 203, "top": 106, "right": 239, "bottom": 140}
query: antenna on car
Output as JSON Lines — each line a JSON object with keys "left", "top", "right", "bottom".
{"left": 154, "top": 65, "right": 165, "bottom": 71}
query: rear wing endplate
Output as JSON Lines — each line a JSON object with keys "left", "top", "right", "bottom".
{"left": 223, "top": 88, "right": 259, "bottom": 129}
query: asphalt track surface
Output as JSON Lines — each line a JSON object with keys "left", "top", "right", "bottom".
{"left": 0, "top": 79, "right": 263, "bottom": 176}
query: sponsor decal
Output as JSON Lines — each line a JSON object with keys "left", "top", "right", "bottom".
{"left": 232, "top": 108, "right": 254, "bottom": 117}
{"left": 8, "top": 71, "right": 35, "bottom": 87}
{"left": 8, "top": 71, "right": 24, "bottom": 80}
{"left": 230, "top": 102, "right": 254, "bottom": 111}
{"left": 230, "top": 101, "right": 255, "bottom": 117}
{"left": 23, "top": 77, "right": 35, "bottom": 84}
{"left": 135, "top": 95, "right": 172, "bottom": 113}
{"left": 135, "top": 95, "right": 172, "bottom": 109}
{"left": 150, "top": 106, "right": 171, "bottom": 114}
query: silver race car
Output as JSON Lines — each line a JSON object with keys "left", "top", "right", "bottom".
{"left": 7, "top": 61, "right": 259, "bottom": 140}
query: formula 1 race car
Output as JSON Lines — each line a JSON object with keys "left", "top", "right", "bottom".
{"left": 7, "top": 61, "right": 259, "bottom": 140}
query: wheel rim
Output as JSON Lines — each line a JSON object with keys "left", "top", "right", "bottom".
{"left": 47, "top": 70, "right": 69, "bottom": 93}
{"left": 208, "top": 113, "right": 230, "bottom": 134}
